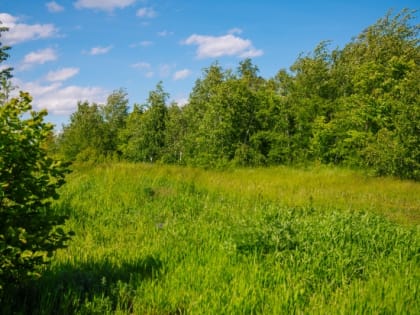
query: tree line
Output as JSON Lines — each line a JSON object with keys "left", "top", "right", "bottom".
{"left": 56, "top": 10, "right": 419, "bottom": 180}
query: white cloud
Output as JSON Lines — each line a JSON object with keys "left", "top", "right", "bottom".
{"left": 87, "top": 45, "right": 112, "bottom": 55}
{"left": 136, "top": 7, "right": 157, "bottom": 18}
{"left": 20, "top": 48, "right": 57, "bottom": 70}
{"left": 46, "top": 1, "right": 64, "bottom": 13}
{"left": 14, "top": 79, "right": 107, "bottom": 115}
{"left": 228, "top": 28, "right": 243, "bottom": 35}
{"left": 173, "top": 96, "right": 188, "bottom": 107}
{"left": 131, "top": 62, "right": 154, "bottom": 77}
{"left": 0, "top": 13, "right": 16, "bottom": 25}
{"left": 74, "top": 0, "right": 136, "bottom": 11}
{"left": 46, "top": 67, "right": 79, "bottom": 82}
{"left": 38, "top": 85, "right": 107, "bottom": 114}
{"left": 173, "top": 69, "right": 191, "bottom": 80}
{"left": 0, "top": 13, "right": 58, "bottom": 45}
{"left": 183, "top": 32, "right": 263, "bottom": 59}
{"left": 240, "top": 48, "right": 264, "bottom": 58}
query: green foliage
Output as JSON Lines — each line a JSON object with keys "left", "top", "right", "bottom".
{"left": 0, "top": 92, "right": 73, "bottom": 295}
{"left": 101, "top": 88, "right": 129, "bottom": 155}
{"left": 119, "top": 82, "right": 168, "bottom": 162}
{"left": 161, "top": 103, "right": 187, "bottom": 164}
{"left": 55, "top": 9, "right": 419, "bottom": 180}
{"left": 320, "top": 9, "right": 420, "bottom": 179}
{"left": 181, "top": 60, "right": 265, "bottom": 167}
{"left": 58, "top": 89, "right": 129, "bottom": 162}
{"left": 58, "top": 101, "right": 106, "bottom": 161}
{"left": 304, "top": 10, "right": 419, "bottom": 179}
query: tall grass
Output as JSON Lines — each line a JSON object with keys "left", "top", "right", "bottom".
{"left": 3, "top": 163, "right": 419, "bottom": 314}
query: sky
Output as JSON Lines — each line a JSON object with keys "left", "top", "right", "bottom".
{"left": 1, "top": 0, "right": 418, "bottom": 128}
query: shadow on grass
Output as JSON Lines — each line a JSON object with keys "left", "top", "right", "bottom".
{"left": 3, "top": 255, "right": 163, "bottom": 315}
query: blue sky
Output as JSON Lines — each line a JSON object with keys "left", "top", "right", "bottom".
{"left": 1, "top": 0, "right": 418, "bottom": 128}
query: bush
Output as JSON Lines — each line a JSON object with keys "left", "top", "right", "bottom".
{"left": 0, "top": 92, "right": 73, "bottom": 296}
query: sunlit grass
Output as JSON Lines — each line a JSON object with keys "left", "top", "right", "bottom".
{"left": 101, "top": 162, "right": 419, "bottom": 225}
{"left": 4, "top": 162, "right": 419, "bottom": 314}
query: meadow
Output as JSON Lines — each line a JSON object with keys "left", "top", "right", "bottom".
{"left": 4, "top": 163, "right": 419, "bottom": 314}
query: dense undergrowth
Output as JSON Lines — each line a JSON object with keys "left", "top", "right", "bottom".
{"left": 3, "top": 163, "right": 419, "bottom": 314}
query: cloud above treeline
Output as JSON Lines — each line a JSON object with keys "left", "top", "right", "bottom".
{"left": 0, "top": 13, "right": 58, "bottom": 45}
{"left": 184, "top": 30, "right": 263, "bottom": 59}
{"left": 20, "top": 48, "right": 57, "bottom": 70}
{"left": 86, "top": 45, "right": 113, "bottom": 55}
{"left": 46, "top": 67, "right": 79, "bottom": 82}
{"left": 14, "top": 78, "right": 107, "bottom": 115}
{"left": 74, "top": 0, "right": 136, "bottom": 11}
{"left": 173, "top": 69, "right": 192, "bottom": 80}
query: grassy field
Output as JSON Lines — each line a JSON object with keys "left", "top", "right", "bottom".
{"left": 4, "top": 163, "right": 419, "bottom": 314}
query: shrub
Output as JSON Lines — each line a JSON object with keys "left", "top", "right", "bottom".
{"left": 0, "top": 92, "right": 73, "bottom": 296}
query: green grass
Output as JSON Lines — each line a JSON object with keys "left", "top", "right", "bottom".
{"left": 4, "top": 163, "right": 419, "bottom": 314}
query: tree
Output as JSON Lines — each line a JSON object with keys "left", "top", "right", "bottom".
{"left": 0, "top": 27, "right": 73, "bottom": 295}
{"left": 183, "top": 62, "right": 265, "bottom": 167}
{"left": 0, "top": 92, "right": 73, "bottom": 294}
{"left": 58, "top": 101, "right": 106, "bottom": 161}
{"left": 118, "top": 104, "right": 145, "bottom": 161}
{"left": 101, "top": 88, "right": 129, "bottom": 155}
{"left": 285, "top": 41, "right": 338, "bottom": 162}
{"left": 311, "top": 9, "right": 419, "bottom": 179}
{"left": 58, "top": 89, "right": 129, "bottom": 161}
{"left": 162, "top": 102, "right": 187, "bottom": 164}
{"left": 182, "top": 63, "right": 227, "bottom": 166}
{"left": 119, "top": 82, "right": 168, "bottom": 162}
{"left": 251, "top": 71, "right": 295, "bottom": 165}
